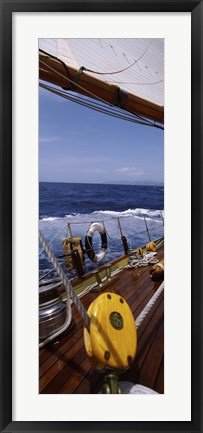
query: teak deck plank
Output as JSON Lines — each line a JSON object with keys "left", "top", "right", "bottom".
{"left": 39, "top": 245, "right": 164, "bottom": 394}
{"left": 136, "top": 314, "right": 164, "bottom": 390}
{"left": 154, "top": 355, "right": 164, "bottom": 393}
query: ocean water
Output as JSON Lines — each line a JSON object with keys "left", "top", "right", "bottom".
{"left": 39, "top": 182, "right": 164, "bottom": 279}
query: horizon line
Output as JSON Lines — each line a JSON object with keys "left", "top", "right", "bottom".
{"left": 39, "top": 180, "right": 164, "bottom": 187}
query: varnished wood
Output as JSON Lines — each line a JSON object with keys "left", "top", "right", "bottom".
{"left": 39, "top": 245, "right": 164, "bottom": 394}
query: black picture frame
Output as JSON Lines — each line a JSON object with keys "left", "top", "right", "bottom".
{"left": 0, "top": 1, "right": 202, "bottom": 432}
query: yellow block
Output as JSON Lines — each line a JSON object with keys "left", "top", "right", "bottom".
{"left": 84, "top": 292, "right": 137, "bottom": 370}
{"left": 146, "top": 241, "right": 156, "bottom": 252}
{"left": 62, "top": 236, "right": 84, "bottom": 270}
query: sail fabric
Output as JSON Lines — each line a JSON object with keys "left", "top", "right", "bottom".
{"left": 39, "top": 38, "right": 164, "bottom": 109}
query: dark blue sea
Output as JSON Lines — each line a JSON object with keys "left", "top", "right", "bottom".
{"left": 39, "top": 182, "right": 164, "bottom": 279}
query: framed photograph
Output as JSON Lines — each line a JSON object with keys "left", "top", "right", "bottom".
{"left": 0, "top": 1, "right": 202, "bottom": 432}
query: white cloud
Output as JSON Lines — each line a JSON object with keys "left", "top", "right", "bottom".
{"left": 116, "top": 166, "right": 144, "bottom": 176}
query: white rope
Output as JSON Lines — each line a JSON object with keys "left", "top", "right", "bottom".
{"left": 127, "top": 252, "right": 159, "bottom": 269}
{"left": 77, "top": 270, "right": 164, "bottom": 332}
{"left": 135, "top": 281, "right": 164, "bottom": 329}
{"left": 156, "top": 262, "right": 164, "bottom": 270}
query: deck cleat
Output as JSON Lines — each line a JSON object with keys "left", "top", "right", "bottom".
{"left": 102, "top": 371, "right": 122, "bottom": 394}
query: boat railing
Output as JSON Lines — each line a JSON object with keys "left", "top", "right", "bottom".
{"left": 64, "top": 214, "right": 164, "bottom": 238}
{"left": 39, "top": 212, "right": 164, "bottom": 281}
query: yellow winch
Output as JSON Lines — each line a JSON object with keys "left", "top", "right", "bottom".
{"left": 84, "top": 292, "right": 137, "bottom": 371}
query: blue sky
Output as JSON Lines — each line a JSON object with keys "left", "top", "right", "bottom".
{"left": 39, "top": 87, "right": 164, "bottom": 185}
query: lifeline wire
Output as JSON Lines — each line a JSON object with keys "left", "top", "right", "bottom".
{"left": 39, "top": 222, "right": 68, "bottom": 256}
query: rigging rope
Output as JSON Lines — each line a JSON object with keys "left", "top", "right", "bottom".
{"left": 39, "top": 56, "right": 132, "bottom": 111}
{"left": 39, "top": 81, "right": 137, "bottom": 120}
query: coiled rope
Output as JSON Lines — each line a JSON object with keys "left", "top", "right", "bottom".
{"left": 128, "top": 254, "right": 159, "bottom": 268}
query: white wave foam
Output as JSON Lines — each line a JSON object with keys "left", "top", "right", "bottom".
{"left": 40, "top": 207, "right": 164, "bottom": 223}
{"left": 40, "top": 216, "right": 63, "bottom": 222}
{"left": 41, "top": 214, "right": 80, "bottom": 221}
{"left": 95, "top": 208, "right": 163, "bottom": 220}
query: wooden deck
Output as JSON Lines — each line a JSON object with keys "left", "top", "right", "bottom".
{"left": 39, "top": 245, "right": 164, "bottom": 394}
